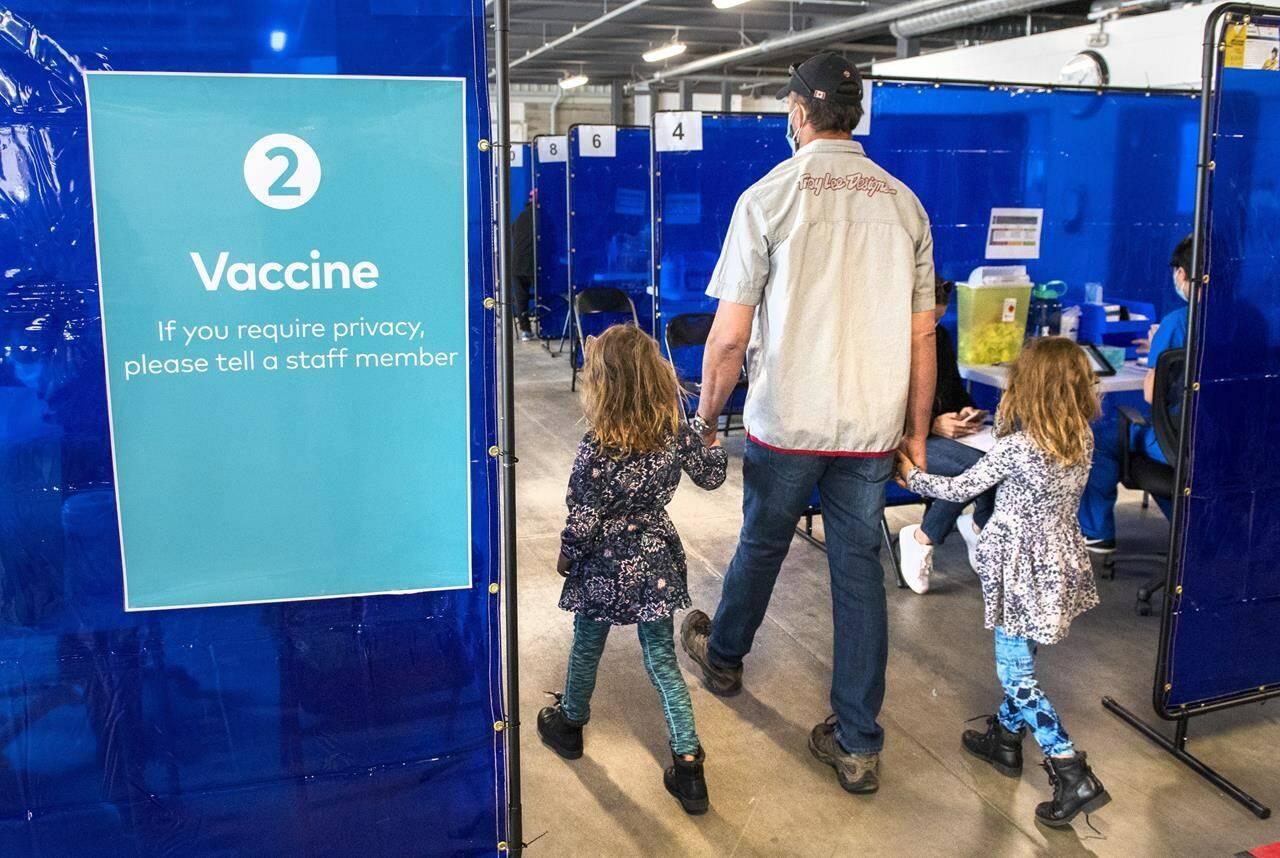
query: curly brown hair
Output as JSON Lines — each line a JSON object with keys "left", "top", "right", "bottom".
{"left": 996, "top": 337, "right": 1101, "bottom": 466}
{"left": 579, "top": 324, "right": 683, "bottom": 455}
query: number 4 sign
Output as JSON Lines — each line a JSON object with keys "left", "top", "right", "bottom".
{"left": 577, "top": 125, "right": 616, "bottom": 158}
{"left": 654, "top": 111, "right": 702, "bottom": 152}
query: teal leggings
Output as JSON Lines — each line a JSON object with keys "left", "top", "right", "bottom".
{"left": 560, "top": 613, "right": 700, "bottom": 756}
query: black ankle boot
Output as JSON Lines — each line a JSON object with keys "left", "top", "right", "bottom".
{"left": 1035, "top": 752, "right": 1110, "bottom": 827}
{"left": 663, "top": 747, "right": 709, "bottom": 815}
{"left": 962, "top": 715, "right": 1025, "bottom": 777}
{"left": 537, "top": 695, "right": 586, "bottom": 760}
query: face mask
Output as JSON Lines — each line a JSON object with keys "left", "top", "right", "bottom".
{"left": 1174, "top": 271, "right": 1190, "bottom": 302}
{"left": 785, "top": 105, "right": 804, "bottom": 155}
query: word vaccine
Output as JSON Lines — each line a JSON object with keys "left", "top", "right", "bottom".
{"left": 191, "top": 249, "right": 380, "bottom": 292}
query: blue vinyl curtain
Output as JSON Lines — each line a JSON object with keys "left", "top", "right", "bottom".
{"left": 567, "top": 125, "right": 654, "bottom": 336}
{"left": 533, "top": 138, "right": 570, "bottom": 341}
{"left": 1162, "top": 42, "right": 1280, "bottom": 710}
{"left": 0, "top": 2, "right": 503, "bottom": 855}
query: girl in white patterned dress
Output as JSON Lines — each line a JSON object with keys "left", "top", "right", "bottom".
{"left": 896, "top": 337, "right": 1110, "bottom": 829}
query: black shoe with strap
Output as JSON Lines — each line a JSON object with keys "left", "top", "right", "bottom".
{"left": 1035, "top": 752, "right": 1110, "bottom": 828}
{"left": 664, "top": 746, "right": 710, "bottom": 815}
{"left": 962, "top": 714, "right": 1025, "bottom": 777}
{"left": 537, "top": 692, "right": 586, "bottom": 760}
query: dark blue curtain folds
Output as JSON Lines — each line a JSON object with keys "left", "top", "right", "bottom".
{"left": 0, "top": 2, "right": 503, "bottom": 855}
{"left": 1164, "top": 56, "right": 1280, "bottom": 710}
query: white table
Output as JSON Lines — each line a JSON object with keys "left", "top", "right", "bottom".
{"left": 959, "top": 360, "right": 1147, "bottom": 394}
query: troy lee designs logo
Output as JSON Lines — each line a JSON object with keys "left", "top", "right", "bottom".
{"left": 797, "top": 171, "right": 898, "bottom": 198}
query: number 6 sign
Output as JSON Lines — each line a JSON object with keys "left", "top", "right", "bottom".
{"left": 577, "top": 125, "right": 616, "bottom": 158}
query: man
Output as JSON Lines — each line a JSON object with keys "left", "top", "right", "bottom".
{"left": 511, "top": 191, "right": 536, "bottom": 341}
{"left": 897, "top": 276, "right": 997, "bottom": 594}
{"left": 678, "top": 52, "right": 937, "bottom": 796}
{"left": 1079, "top": 234, "right": 1191, "bottom": 550}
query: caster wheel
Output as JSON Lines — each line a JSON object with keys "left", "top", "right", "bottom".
{"left": 1136, "top": 600, "right": 1152, "bottom": 617}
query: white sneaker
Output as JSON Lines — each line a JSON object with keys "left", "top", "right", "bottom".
{"left": 898, "top": 524, "right": 933, "bottom": 594}
{"left": 956, "top": 513, "right": 981, "bottom": 575}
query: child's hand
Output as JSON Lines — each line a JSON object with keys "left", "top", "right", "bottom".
{"left": 893, "top": 448, "right": 915, "bottom": 488}
{"left": 556, "top": 551, "right": 572, "bottom": 578}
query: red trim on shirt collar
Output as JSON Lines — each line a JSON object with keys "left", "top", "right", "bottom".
{"left": 747, "top": 433, "right": 895, "bottom": 459}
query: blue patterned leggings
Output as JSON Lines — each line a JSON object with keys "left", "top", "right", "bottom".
{"left": 560, "top": 613, "right": 700, "bottom": 756}
{"left": 994, "top": 627, "right": 1075, "bottom": 758}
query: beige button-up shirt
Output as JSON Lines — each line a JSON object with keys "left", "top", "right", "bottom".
{"left": 707, "top": 138, "right": 936, "bottom": 455}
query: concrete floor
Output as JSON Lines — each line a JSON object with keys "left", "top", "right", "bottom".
{"left": 510, "top": 340, "right": 1280, "bottom": 857}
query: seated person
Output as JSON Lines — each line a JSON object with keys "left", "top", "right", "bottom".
{"left": 1079, "top": 234, "right": 1191, "bottom": 553}
{"left": 898, "top": 275, "right": 997, "bottom": 594}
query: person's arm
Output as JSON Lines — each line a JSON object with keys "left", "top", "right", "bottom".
{"left": 557, "top": 438, "right": 608, "bottom": 573}
{"left": 903, "top": 214, "right": 938, "bottom": 468}
{"left": 676, "top": 422, "right": 729, "bottom": 489}
{"left": 696, "top": 301, "right": 753, "bottom": 443}
{"left": 903, "top": 435, "right": 1013, "bottom": 502}
{"left": 697, "top": 191, "right": 769, "bottom": 442}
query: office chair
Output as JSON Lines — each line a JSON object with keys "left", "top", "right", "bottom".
{"left": 662, "top": 312, "right": 748, "bottom": 435}
{"left": 571, "top": 287, "right": 638, "bottom": 390}
{"left": 1107, "top": 347, "right": 1184, "bottom": 616}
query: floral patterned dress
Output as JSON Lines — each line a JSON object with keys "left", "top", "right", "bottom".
{"left": 558, "top": 423, "right": 728, "bottom": 625}
{"left": 906, "top": 431, "right": 1099, "bottom": 644}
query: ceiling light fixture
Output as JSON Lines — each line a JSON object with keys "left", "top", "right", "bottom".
{"left": 642, "top": 38, "right": 687, "bottom": 63}
{"left": 559, "top": 73, "right": 590, "bottom": 89}
{"left": 712, "top": 0, "right": 752, "bottom": 9}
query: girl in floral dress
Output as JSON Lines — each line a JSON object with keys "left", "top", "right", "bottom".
{"left": 897, "top": 337, "right": 1111, "bottom": 829}
{"left": 537, "top": 324, "right": 727, "bottom": 815}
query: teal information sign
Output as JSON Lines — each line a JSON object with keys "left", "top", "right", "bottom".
{"left": 85, "top": 72, "right": 472, "bottom": 610}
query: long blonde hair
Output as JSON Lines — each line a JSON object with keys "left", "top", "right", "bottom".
{"left": 996, "top": 337, "right": 1100, "bottom": 465}
{"left": 579, "top": 324, "right": 683, "bottom": 455}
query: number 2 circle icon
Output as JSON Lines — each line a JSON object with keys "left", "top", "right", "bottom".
{"left": 244, "top": 133, "right": 321, "bottom": 210}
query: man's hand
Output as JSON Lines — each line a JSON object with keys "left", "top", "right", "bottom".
{"left": 556, "top": 551, "right": 572, "bottom": 577}
{"left": 901, "top": 434, "right": 927, "bottom": 475}
{"left": 932, "top": 412, "right": 978, "bottom": 439}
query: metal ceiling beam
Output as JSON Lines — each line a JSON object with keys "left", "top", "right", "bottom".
{"left": 510, "top": 0, "right": 658, "bottom": 68}
{"left": 634, "top": 0, "right": 988, "bottom": 85}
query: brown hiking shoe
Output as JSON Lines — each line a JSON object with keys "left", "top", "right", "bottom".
{"left": 809, "top": 715, "right": 880, "bottom": 794}
{"left": 679, "top": 609, "right": 743, "bottom": 696}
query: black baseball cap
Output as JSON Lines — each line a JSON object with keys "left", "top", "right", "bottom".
{"left": 776, "top": 51, "right": 862, "bottom": 106}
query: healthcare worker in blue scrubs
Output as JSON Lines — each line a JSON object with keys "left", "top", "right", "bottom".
{"left": 1079, "top": 234, "right": 1192, "bottom": 553}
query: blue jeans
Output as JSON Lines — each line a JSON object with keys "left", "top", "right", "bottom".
{"left": 920, "top": 436, "right": 996, "bottom": 545}
{"left": 561, "top": 613, "right": 700, "bottom": 755}
{"left": 708, "top": 440, "right": 892, "bottom": 754}
{"left": 1079, "top": 417, "right": 1173, "bottom": 541}
{"left": 994, "top": 627, "right": 1074, "bottom": 757}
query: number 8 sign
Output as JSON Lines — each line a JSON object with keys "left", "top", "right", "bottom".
{"left": 576, "top": 125, "right": 616, "bottom": 158}
{"left": 537, "top": 135, "right": 567, "bottom": 163}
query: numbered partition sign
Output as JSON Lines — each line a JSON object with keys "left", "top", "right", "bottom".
{"left": 85, "top": 72, "right": 472, "bottom": 610}
{"left": 538, "top": 135, "right": 568, "bottom": 162}
{"left": 577, "top": 125, "right": 617, "bottom": 157}
{"left": 654, "top": 111, "right": 703, "bottom": 152}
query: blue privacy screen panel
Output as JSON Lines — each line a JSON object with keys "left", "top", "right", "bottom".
{"left": 533, "top": 137, "right": 569, "bottom": 340}
{"left": 568, "top": 125, "right": 653, "bottom": 337}
{"left": 653, "top": 88, "right": 1198, "bottom": 346}
{"left": 0, "top": 2, "right": 503, "bottom": 855}
{"left": 1161, "top": 60, "right": 1280, "bottom": 710}
{"left": 510, "top": 142, "right": 533, "bottom": 223}
{"left": 652, "top": 112, "right": 789, "bottom": 343}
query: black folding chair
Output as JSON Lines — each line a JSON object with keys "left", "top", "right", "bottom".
{"left": 662, "top": 312, "right": 748, "bottom": 434}
{"left": 1107, "top": 347, "right": 1184, "bottom": 615}
{"left": 571, "top": 287, "right": 638, "bottom": 390}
